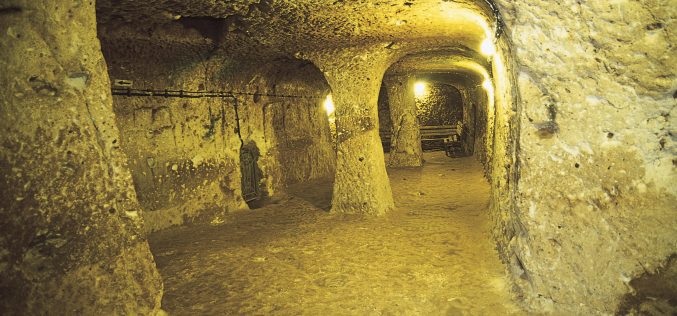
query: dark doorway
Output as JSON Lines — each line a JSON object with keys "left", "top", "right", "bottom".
{"left": 240, "top": 142, "right": 263, "bottom": 207}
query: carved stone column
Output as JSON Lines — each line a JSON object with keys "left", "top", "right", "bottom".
{"left": 307, "top": 46, "right": 397, "bottom": 215}
{"left": 384, "top": 75, "right": 422, "bottom": 167}
{"left": 0, "top": 1, "right": 163, "bottom": 313}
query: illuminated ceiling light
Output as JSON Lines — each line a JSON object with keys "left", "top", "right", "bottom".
{"left": 323, "top": 94, "right": 335, "bottom": 116}
{"left": 481, "top": 38, "right": 496, "bottom": 57}
{"left": 414, "top": 82, "right": 427, "bottom": 98}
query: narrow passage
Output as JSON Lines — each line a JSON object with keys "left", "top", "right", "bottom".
{"left": 149, "top": 152, "right": 522, "bottom": 315}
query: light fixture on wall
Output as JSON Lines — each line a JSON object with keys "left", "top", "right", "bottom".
{"left": 323, "top": 94, "right": 337, "bottom": 144}
{"left": 323, "top": 94, "right": 335, "bottom": 116}
{"left": 480, "top": 38, "right": 496, "bottom": 57}
{"left": 482, "top": 79, "right": 494, "bottom": 93}
{"left": 414, "top": 81, "right": 427, "bottom": 98}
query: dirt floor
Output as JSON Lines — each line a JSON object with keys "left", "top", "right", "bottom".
{"left": 149, "top": 152, "right": 524, "bottom": 315}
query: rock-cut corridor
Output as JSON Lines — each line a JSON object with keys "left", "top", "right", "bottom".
{"left": 150, "top": 153, "right": 522, "bottom": 315}
{"left": 1, "top": 0, "right": 674, "bottom": 314}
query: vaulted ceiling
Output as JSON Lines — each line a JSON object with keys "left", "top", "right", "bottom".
{"left": 96, "top": 0, "right": 499, "bottom": 72}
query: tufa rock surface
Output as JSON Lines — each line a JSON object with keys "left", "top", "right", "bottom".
{"left": 0, "top": 0, "right": 163, "bottom": 314}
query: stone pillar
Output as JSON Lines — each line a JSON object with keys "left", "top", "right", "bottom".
{"left": 0, "top": 1, "right": 163, "bottom": 314}
{"left": 459, "top": 86, "right": 478, "bottom": 155}
{"left": 306, "top": 46, "right": 396, "bottom": 215}
{"left": 383, "top": 75, "right": 422, "bottom": 167}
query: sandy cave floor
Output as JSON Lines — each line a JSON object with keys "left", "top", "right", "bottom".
{"left": 148, "top": 152, "right": 524, "bottom": 315}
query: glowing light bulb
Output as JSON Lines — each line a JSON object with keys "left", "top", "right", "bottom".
{"left": 481, "top": 38, "right": 496, "bottom": 57}
{"left": 323, "top": 94, "right": 335, "bottom": 116}
{"left": 482, "top": 79, "right": 494, "bottom": 92}
{"left": 414, "top": 82, "right": 427, "bottom": 98}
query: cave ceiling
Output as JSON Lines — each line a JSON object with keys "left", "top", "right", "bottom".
{"left": 97, "top": 0, "right": 496, "bottom": 71}
{"left": 386, "top": 49, "right": 490, "bottom": 87}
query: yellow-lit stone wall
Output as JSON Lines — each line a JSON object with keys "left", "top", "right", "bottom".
{"left": 496, "top": 1, "right": 676, "bottom": 313}
{"left": 102, "top": 39, "right": 336, "bottom": 231}
{"left": 415, "top": 83, "right": 463, "bottom": 127}
{"left": 0, "top": 1, "right": 163, "bottom": 313}
{"left": 459, "top": 85, "right": 489, "bottom": 157}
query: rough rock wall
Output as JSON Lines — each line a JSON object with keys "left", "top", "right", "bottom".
{"left": 264, "top": 99, "right": 336, "bottom": 185}
{"left": 112, "top": 94, "right": 247, "bottom": 232}
{"left": 378, "top": 85, "right": 392, "bottom": 135}
{"left": 460, "top": 85, "right": 488, "bottom": 157}
{"left": 496, "top": 1, "right": 677, "bottom": 314}
{"left": 0, "top": 1, "right": 162, "bottom": 314}
{"left": 384, "top": 75, "right": 423, "bottom": 167}
{"left": 379, "top": 81, "right": 465, "bottom": 129}
{"left": 618, "top": 255, "right": 677, "bottom": 314}
{"left": 260, "top": 62, "right": 335, "bottom": 188}
{"left": 103, "top": 50, "right": 249, "bottom": 232}
{"left": 102, "top": 35, "right": 335, "bottom": 230}
{"left": 416, "top": 83, "right": 463, "bottom": 127}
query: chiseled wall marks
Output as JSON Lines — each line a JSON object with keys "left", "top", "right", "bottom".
{"left": 103, "top": 39, "right": 335, "bottom": 231}
{"left": 415, "top": 83, "right": 464, "bottom": 127}
{"left": 265, "top": 100, "right": 336, "bottom": 186}
{"left": 104, "top": 52, "right": 249, "bottom": 232}
{"left": 112, "top": 93, "right": 247, "bottom": 232}
{"left": 0, "top": 2, "right": 163, "bottom": 314}
{"left": 496, "top": 1, "right": 677, "bottom": 313}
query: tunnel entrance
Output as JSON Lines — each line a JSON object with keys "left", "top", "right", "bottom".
{"left": 378, "top": 79, "right": 467, "bottom": 156}
{"left": 378, "top": 49, "right": 493, "bottom": 168}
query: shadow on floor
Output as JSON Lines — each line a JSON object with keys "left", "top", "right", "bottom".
{"left": 285, "top": 177, "right": 334, "bottom": 211}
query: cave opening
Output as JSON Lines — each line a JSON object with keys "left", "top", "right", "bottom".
{"left": 1, "top": 0, "right": 675, "bottom": 315}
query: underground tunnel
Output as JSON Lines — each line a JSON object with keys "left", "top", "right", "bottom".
{"left": 0, "top": 0, "right": 675, "bottom": 315}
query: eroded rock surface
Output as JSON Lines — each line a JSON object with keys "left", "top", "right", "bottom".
{"left": 495, "top": 0, "right": 677, "bottom": 314}
{"left": 307, "top": 45, "right": 398, "bottom": 215}
{"left": 0, "top": 0, "right": 673, "bottom": 314}
{"left": 383, "top": 75, "right": 423, "bottom": 167}
{"left": 0, "top": 1, "right": 163, "bottom": 313}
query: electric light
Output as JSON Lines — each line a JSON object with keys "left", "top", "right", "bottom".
{"left": 481, "top": 38, "right": 496, "bottom": 57}
{"left": 482, "top": 79, "right": 494, "bottom": 92}
{"left": 323, "top": 94, "right": 335, "bottom": 116}
{"left": 414, "top": 81, "right": 427, "bottom": 98}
